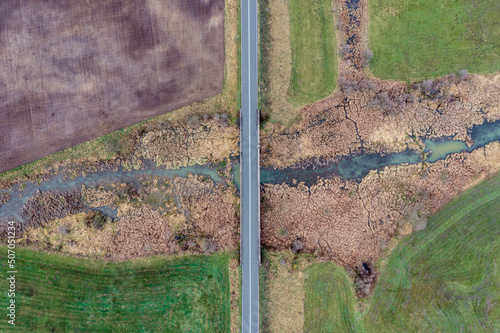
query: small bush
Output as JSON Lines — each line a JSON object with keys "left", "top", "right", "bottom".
{"left": 85, "top": 211, "right": 110, "bottom": 230}
{"left": 291, "top": 239, "right": 303, "bottom": 253}
{"left": 355, "top": 262, "right": 377, "bottom": 297}
{"left": 105, "top": 136, "right": 123, "bottom": 155}
{"left": 358, "top": 79, "right": 376, "bottom": 92}
{"left": 340, "top": 44, "right": 353, "bottom": 58}
{"left": 201, "top": 239, "right": 217, "bottom": 254}
{"left": 361, "top": 49, "right": 373, "bottom": 68}
{"left": 57, "top": 224, "right": 71, "bottom": 235}
{"left": 277, "top": 227, "right": 289, "bottom": 238}
{"left": 404, "top": 205, "right": 428, "bottom": 231}
{"left": 369, "top": 92, "right": 394, "bottom": 110}
{"left": 188, "top": 115, "right": 200, "bottom": 128}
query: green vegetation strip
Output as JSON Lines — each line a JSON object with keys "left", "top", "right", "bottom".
{"left": 288, "top": 0, "right": 337, "bottom": 105}
{"left": 304, "top": 263, "right": 362, "bottom": 333}
{"left": 303, "top": 171, "right": 500, "bottom": 332}
{"left": 365, "top": 172, "right": 500, "bottom": 332}
{"left": 0, "top": 250, "right": 230, "bottom": 332}
{"left": 369, "top": 0, "right": 500, "bottom": 80}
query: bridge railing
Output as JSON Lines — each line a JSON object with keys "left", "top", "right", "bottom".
{"left": 239, "top": 108, "right": 243, "bottom": 267}
{"left": 257, "top": 109, "right": 261, "bottom": 266}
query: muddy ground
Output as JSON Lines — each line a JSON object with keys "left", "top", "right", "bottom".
{"left": 0, "top": 0, "right": 225, "bottom": 173}
{"left": 260, "top": 0, "right": 500, "bottom": 270}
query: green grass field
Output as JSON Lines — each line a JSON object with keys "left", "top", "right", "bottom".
{"left": 302, "top": 171, "right": 500, "bottom": 332}
{"left": 0, "top": 249, "right": 230, "bottom": 332}
{"left": 364, "top": 172, "right": 500, "bottom": 332}
{"left": 369, "top": 0, "right": 500, "bottom": 80}
{"left": 304, "top": 263, "right": 362, "bottom": 333}
{"left": 288, "top": 0, "right": 337, "bottom": 105}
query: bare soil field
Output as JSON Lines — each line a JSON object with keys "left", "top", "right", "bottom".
{"left": 0, "top": 0, "right": 225, "bottom": 173}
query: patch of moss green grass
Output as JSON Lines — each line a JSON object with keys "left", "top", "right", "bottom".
{"left": 0, "top": 248, "right": 230, "bottom": 332}
{"left": 259, "top": 249, "right": 275, "bottom": 332}
{"left": 369, "top": 0, "right": 500, "bottom": 80}
{"left": 288, "top": 0, "right": 337, "bottom": 105}
{"left": 304, "top": 263, "right": 363, "bottom": 333}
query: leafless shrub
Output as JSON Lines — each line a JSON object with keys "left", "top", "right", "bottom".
{"left": 187, "top": 240, "right": 197, "bottom": 248}
{"left": 361, "top": 48, "right": 373, "bottom": 68}
{"left": 447, "top": 72, "right": 457, "bottom": 82}
{"left": 368, "top": 91, "right": 415, "bottom": 117}
{"left": 188, "top": 115, "right": 200, "bottom": 128}
{"left": 338, "top": 76, "right": 359, "bottom": 95}
{"left": 158, "top": 121, "right": 168, "bottom": 130}
{"left": 421, "top": 79, "right": 434, "bottom": 95}
{"left": 417, "top": 78, "right": 452, "bottom": 102}
{"left": 291, "top": 239, "right": 303, "bottom": 253}
{"left": 404, "top": 205, "right": 428, "bottom": 231}
{"left": 358, "top": 79, "right": 376, "bottom": 92}
{"left": 278, "top": 227, "right": 289, "bottom": 238}
{"left": 355, "top": 262, "right": 377, "bottom": 297}
{"left": 214, "top": 113, "right": 229, "bottom": 127}
{"left": 340, "top": 44, "right": 353, "bottom": 58}
{"left": 201, "top": 239, "right": 217, "bottom": 254}
{"left": 395, "top": 93, "right": 415, "bottom": 105}
{"left": 457, "top": 69, "right": 468, "bottom": 81}
{"left": 57, "top": 224, "right": 71, "bottom": 235}
{"left": 368, "top": 92, "right": 394, "bottom": 110}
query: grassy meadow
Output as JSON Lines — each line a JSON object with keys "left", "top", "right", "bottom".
{"left": 369, "top": 0, "right": 500, "bottom": 80}
{"left": 263, "top": 171, "right": 499, "bottom": 332}
{"left": 364, "top": 171, "right": 500, "bottom": 332}
{"left": 288, "top": 0, "right": 337, "bottom": 105}
{"left": 304, "top": 263, "right": 362, "bottom": 333}
{"left": 0, "top": 249, "right": 231, "bottom": 332}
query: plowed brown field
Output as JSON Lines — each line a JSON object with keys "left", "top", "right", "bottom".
{"left": 0, "top": 0, "right": 224, "bottom": 173}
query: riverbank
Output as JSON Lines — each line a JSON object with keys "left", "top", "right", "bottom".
{"left": 261, "top": 141, "right": 500, "bottom": 267}
{"left": 0, "top": 115, "right": 240, "bottom": 260}
{"left": 258, "top": 0, "right": 500, "bottom": 272}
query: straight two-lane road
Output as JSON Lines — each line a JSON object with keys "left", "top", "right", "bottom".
{"left": 240, "top": 0, "right": 260, "bottom": 332}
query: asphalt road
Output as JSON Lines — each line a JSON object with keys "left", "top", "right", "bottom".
{"left": 240, "top": 0, "right": 260, "bottom": 331}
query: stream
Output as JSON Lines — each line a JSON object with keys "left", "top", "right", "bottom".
{"left": 1, "top": 119, "right": 499, "bottom": 221}
{"left": 0, "top": 163, "right": 223, "bottom": 222}
{"left": 260, "top": 118, "right": 500, "bottom": 186}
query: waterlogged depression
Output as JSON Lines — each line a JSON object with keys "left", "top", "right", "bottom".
{"left": 1, "top": 119, "right": 499, "bottom": 220}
